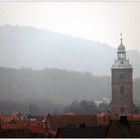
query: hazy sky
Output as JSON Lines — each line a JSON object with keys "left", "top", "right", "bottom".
{"left": 0, "top": 2, "right": 140, "bottom": 51}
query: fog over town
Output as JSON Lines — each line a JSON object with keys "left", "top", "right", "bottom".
{"left": 0, "top": 1, "right": 140, "bottom": 114}
{"left": 0, "top": 2, "right": 140, "bottom": 138}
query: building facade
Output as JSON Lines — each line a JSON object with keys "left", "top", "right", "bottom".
{"left": 108, "top": 38, "right": 136, "bottom": 116}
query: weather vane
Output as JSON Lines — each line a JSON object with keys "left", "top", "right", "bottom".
{"left": 120, "top": 33, "right": 122, "bottom": 43}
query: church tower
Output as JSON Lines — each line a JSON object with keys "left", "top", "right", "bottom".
{"left": 108, "top": 35, "right": 136, "bottom": 116}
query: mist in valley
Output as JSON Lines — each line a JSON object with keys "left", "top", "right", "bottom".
{"left": 0, "top": 25, "right": 140, "bottom": 114}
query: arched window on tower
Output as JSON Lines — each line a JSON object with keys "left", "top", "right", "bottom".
{"left": 120, "top": 107, "right": 125, "bottom": 113}
{"left": 120, "top": 73, "right": 124, "bottom": 79}
{"left": 121, "top": 60, "right": 123, "bottom": 64}
{"left": 120, "top": 86, "right": 124, "bottom": 94}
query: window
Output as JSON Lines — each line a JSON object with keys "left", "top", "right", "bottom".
{"left": 120, "top": 73, "right": 124, "bottom": 79}
{"left": 121, "top": 54, "right": 123, "bottom": 58}
{"left": 121, "top": 60, "right": 123, "bottom": 64}
{"left": 120, "top": 86, "right": 124, "bottom": 94}
{"left": 120, "top": 107, "right": 125, "bottom": 113}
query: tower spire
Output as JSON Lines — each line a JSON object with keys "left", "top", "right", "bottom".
{"left": 108, "top": 36, "right": 136, "bottom": 116}
{"left": 117, "top": 33, "right": 126, "bottom": 60}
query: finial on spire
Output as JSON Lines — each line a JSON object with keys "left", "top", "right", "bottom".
{"left": 120, "top": 33, "right": 122, "bottom": 43}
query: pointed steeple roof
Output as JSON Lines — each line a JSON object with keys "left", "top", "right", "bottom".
{"left": 112, "top": 34, "right": 132, "bottom": 69}
{"left": 118, "top": 34, "right": 125, "bottom": 53}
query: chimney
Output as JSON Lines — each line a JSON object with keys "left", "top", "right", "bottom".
{"left": 119, "top": 116, "right": 128, "bottom": 125}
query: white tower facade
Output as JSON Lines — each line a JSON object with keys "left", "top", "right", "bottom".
{"left": 108, "top": 38, "right": 136, "bottom": 116}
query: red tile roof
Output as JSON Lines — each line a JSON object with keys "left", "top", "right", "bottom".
{"left": 46, "top": 114, "right": 97, "bottom": 131}
{"left": 97, "top": 116, "right": 108, "bottom": 125}
{"left": 132, "top": 115, "right": 140, "bottom": 120}
{"left": 1, "top": 123, "right": 46, "bottom": 135}
{"left": 0, "top": 113, "right": 17, "bottom": 123}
